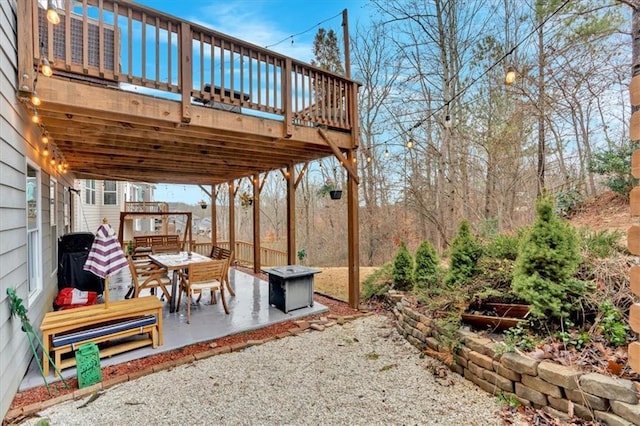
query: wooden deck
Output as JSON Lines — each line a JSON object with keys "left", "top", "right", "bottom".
{"left": 17, "top": 0, "right": 361, "bottom": 308}
{"left": 17, "top": 0, "right": 359, "bottom": 185}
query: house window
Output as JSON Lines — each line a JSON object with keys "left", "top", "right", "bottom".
{"left": 63, "top": 186, "right": 70, "bottom": 234}
{"left": 85, "top": 180, "right": 96, "bottom": 205}
{"left": 50, "top": 178, "right": 57, "bottom": 273}
{"left": 103, "top": 181, "right": 117, "bottom": 205}
{"left": 27, "top": 164, "right": 41, "bottom": 295}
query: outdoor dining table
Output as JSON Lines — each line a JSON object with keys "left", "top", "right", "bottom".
{"left": 148, "top": 251, "right": 212, "bottom": 313}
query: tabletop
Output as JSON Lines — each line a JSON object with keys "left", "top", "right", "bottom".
{"left": 148, "top": 252, "right": 211, "bottom": 270}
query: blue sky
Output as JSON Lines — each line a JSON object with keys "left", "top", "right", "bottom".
{"left": 136, "top": 0, "right": 371, "bottom": 204}
{"left": 135, "top": 0, "right": 371, "bottom": 63}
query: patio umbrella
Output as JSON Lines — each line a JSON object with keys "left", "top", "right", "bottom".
{"left": 83, "top": 219, "right": 128, "bottom": 309}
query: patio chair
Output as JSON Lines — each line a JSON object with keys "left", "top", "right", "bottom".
{"left": 177, "top": 259, "right": 229, "bottom": 323}
{"left": 127, "top": 256, "right": 172, "bottom": 302}
{"left": 151, "top": 244, "right": 181, "bottom": 255}
{"left": 208, "top": 246, "right": 235, "bottom": 297}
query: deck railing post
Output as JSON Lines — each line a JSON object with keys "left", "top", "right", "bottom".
{"left": 179, "top": 22, "right": 192, "bottom": 123}
{"left": 283, "top": 58, "right": 293, "bottom": 138}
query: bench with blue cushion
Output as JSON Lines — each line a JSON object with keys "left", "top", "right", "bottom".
{"left": 41, "top": 297, "right": 163, "bottom": 377}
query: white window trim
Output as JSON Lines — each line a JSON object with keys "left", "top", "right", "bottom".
{"left": 50, "top": 177, "right": 58, "bottom": 277}
{"left": 103, "top": 180, "right": 117, "bottom": 205}
{"left": 85, "top": 179, "right": 96, "bottom": 205}
{"left": 27, "top": 160, "right": 43, "bottom": 305}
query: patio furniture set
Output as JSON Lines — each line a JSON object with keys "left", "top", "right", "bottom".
{"left": 40, "top": 238, "right": 234, "bottom": 376}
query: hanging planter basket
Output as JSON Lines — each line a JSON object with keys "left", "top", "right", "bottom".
{"left": 199, "top": 202, "right": 207, "bottom": 209}
{"left": 329, "top": 190, "right": 342, "bottom": 200}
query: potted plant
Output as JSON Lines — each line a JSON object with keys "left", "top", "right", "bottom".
{"left": 198, "top": 200, "right": 207, "bottom": 209}
{"left": 297, "top": 248, "right": 307, "bottom": 265}
{"left": 317, "top": 179, "right": 342, "bottom": 200}
{"left": 240, "top": 191, "right": 253, "bottom": 208}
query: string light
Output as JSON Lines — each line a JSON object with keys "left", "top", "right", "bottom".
{"left": 50, "top": 156, "right": 56, "bottom": 165}
{"left": 31, "top": 110, "right": 40, "bottom": 124}
{"left": 41, "top": 134, "right": 49, "bottom": 144}
{"left": 265, "top": 11, "right": 342, "bottom": 49}
{"left": 373, "top": 0, "right": 570, "bottom": 150}
{"left": 41, "top": 58, "right": 53, "bottom": 77}
{"left": 46, "top": 0, "right": 61, "bottom": 25}
{"left": 43, "top": 146, "right": 49, "bottom": 157}
{"left": 406, "top": 139, "right": 413, "bottom": 149}
{"left": 505, "top": 66, "right": 516, "bottom": 85}
{"left": 31, "top": 91, "right": 41, "bottom": 106}
{"left": 384, "top": 143, "right": 390, "bottom": 158}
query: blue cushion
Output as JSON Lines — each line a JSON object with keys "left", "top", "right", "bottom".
{"left": 52, "top": 315, "right": 157, "bottom": 348}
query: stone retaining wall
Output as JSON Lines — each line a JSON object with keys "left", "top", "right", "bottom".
{"left": 392, "top": 296, "right": 640, "bottom": 425}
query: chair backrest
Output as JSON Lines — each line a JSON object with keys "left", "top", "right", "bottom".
{"left": 152, "top": 245, "right": 180, "bottom": 255}
{"left": 188, "top": 259, "right": 227, "bottom": 284}
{"left": 127, "top": 256, "right": 141, "bottom": 286}
{"left": 210, "top": 245, "right": 223, "bottom": 259}
{"left": 135, "top": 235, "right": 180, "bottom": 250}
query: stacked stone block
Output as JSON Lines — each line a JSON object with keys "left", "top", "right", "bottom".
{"left": 392, "top": 297, "right": 640, "bottom": 425}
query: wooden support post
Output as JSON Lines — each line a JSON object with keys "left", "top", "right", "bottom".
{"left": 318, "top": 128, "right": 359, "bottom": 184}
{"left": 211, "top": 185, "right": 218, "bottom": 246}
{"left": 286, "top": 165, "right": 296, "bottom": 265}
{"left": 346, "top": 149, "right": 359, "bottom": 309}
{"left": 253, "top": 173, "right": 261, "bottom": 272}
{"left": 17, "top": 0, "right": 36, "bottom": 93}
{"left": 179, "top": 22, "right": 192, "bottom": 123}
{"left": 342, "top": 9, "right": 351, "bottom": 79}
{"left": 228, "top": 181, "right": 236, "bottom": 255}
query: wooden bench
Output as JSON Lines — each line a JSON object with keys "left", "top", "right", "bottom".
{"left": 41, "top": 296, "right": 163, "bottom": 377}
{"left": 134, "top": 235, "right": 182, "bottom": 253}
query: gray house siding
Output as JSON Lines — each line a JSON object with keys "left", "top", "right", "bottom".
{"left": 0, "top": 0, "right": 76, "bottom": 418}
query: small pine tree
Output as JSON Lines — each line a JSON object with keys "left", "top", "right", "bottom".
{"left": 392, "top": 242, "right": 414, "bottom": 291}
{"left": 511, "top": 195, "right": 590, "bottom": 319}
{"left": 444, "top": 220, "right": 482, "bottom": 287}
{"left": 414, "top": 240, "right": 441, "bottom": 289}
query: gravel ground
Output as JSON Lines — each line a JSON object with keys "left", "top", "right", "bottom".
{"left": 24, "top": 315, "right": 514, "bottom": 425}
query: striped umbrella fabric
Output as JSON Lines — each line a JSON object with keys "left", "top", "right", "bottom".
{"left": 84, "top": 222, "right": 127, "bottom": 308}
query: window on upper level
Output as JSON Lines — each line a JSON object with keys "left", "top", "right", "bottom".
{"left": 85, "top": 180, "right": 96, "bottom": 205}
{"left": 103, "top": 181, "right": 117, "bottom": 205}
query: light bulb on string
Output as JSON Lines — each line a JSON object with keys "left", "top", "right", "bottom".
{"left": 31, "top": 91, "right": 41, "bottom": 106}
{"left": 42, "top": 134, "right": 49, "bottom": 145}
{"left": 31, "top": 110, "right": 40, "bottom": 124}
{"left": 406, "top": 139, "right": 413, "bottom": 149}
{"left": 41, "top": 58, "right": 53, "bottom": 77}
{"left": 57, "top": 160, "right": 63, "bottom": 172}
{"left": 46, "top": 0, "right": 60, "bottom": 25}
{"left": 444, "top": 114, "right": 452, "bottom": 129}
{"left": 43, "top": 146, "right": 49, "bottom": 157}
{"left": 505, "top": 66, "right": 516, "bottom": 85}
{"left": 384, "top": 144, "right": 390, "bottom": 158}
{"left": 50, "top": 156, "right": 56, "bottom": 166}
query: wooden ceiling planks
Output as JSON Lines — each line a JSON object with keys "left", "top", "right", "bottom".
{"left": 34, "top": 77, "right": 349, "bottom": 184}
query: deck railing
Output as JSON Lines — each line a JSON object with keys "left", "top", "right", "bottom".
{"left": 124, "top": 202, "right": 169, "bottom": 213}
{"left": 28, "top": 0, "right": 357, "bottom": 132}
{"left": 192, "top": 240, "right": 287, "bottom": 267}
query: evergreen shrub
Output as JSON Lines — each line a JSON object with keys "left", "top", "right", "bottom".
{"left": 414, "top": 240, "right": 441, "bottom": 290}
{"left": 511, "top": 195, "right": 592, "bottom": 319}
{"left": 392, "top": 242, "right": 414, "bottom": 291}
{"left": 444, "top": 220, "right": 483, "bottom": 287}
